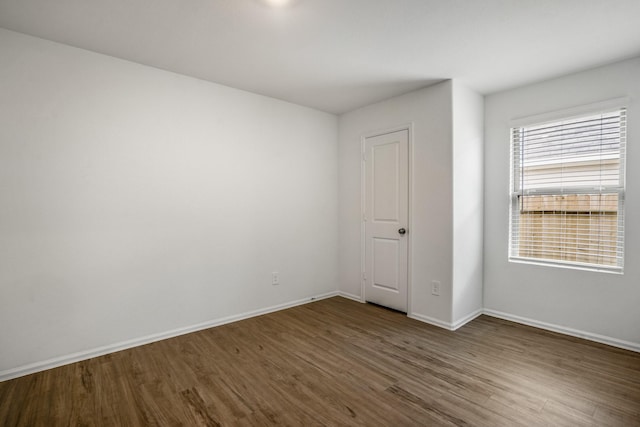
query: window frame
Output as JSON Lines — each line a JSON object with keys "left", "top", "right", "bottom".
{"left": 508, "top": 98, "right": 628, "bottom": 274}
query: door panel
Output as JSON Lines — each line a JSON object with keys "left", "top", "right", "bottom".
{"left": 364, "top": 129, "right": 408, "bottom": 312}
{"left": 373, "top": 238, "right": 399, "bottom": 291}
{"left": 373, "top": 143, "right": 399, "bottom": 222}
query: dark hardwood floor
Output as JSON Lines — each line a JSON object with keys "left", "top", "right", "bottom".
{"left": 1, "top": 297, "right": 639, "bottom": 426}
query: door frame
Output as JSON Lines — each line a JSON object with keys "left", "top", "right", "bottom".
{"left": 360, "top": 123, "right": 413, "bottom": 315}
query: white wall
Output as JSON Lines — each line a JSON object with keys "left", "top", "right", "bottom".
{"left": 484, "top": 57, "right": 640, "bottom": 347}
{"left": 452, "top": 82, "right": 484, "bottom": 325}
{"left": 0, "top": 28, "right": 338, "bottom": 376}
{"left": 338, "top": 82, "right": 455, "bottom": 325}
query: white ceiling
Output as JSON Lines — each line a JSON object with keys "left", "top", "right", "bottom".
{"left": 1, "top": 0, "right": 639, "bottom": 114}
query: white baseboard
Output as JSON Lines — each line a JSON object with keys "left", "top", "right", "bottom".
{"left": 407, "top": 312, "right": 453, "bottom": 330}
{"left": 5, "top": 294, "right": 637, "bottom": 382}
{"left": 483, "top": 309, "right": 640, "bottom": 353}
{"left": 409, "top": 307, "right": 639, "bottom": 353}
{"left": 408, "top": 309, "right": 482, "bottom": 331}
{"left": 0, "top": 291, "right": 339, "bottom": 382}
{"left": 338, "top": 291, "right": 364, "bottom": 303}
{"left": 451, "top": 309, "right": 484, "bottom": 331}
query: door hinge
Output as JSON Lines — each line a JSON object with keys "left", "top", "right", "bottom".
{"left": 362, "top": 272, "right": 367, "bottom": 281}
{"left": 362, "top": 213, "right": 367, "bottom": 222}
{"left": 362, "top": 152, "right": 366, "bottom": 161}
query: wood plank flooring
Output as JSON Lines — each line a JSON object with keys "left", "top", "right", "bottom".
{"left": 1, "top": 297, "right": 639, "bottom": 426}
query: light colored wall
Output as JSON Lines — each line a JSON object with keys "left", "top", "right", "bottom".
{"left": 0, "top": 28, "right": 338, "bottom": 375}
{"left": 452, "top": 82, "right": 484, "bottom": 325}
{"left": 338, "top": 81, "right": 454, "bottom": 325}
{"left": 484, "top": 57, "right": 640, "bottom": 347}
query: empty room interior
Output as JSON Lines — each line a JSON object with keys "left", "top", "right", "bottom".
{"left": 1, "top": 0, "right": 639, "bottom": 425}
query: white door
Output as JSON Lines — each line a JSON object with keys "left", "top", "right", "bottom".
{"left": 363, "top": 129, "right": 409, "bottom": 312}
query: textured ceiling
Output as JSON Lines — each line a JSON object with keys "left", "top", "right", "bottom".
{"left": 1, "top": 0, "right": 639, "bottom": 114}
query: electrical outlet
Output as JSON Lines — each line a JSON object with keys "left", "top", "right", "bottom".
{"left": 431, "top": 280, "right": 441, "bottom": 296}
{"left": 272, "top": 272, "right": 279, "bottom": 285}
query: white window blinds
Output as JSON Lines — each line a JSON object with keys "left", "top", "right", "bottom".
{"left": 509, "top": 108, "right": 626, "bottom": 272}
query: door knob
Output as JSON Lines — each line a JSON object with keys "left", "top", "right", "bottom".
{"left": 398, "top": 228, "right": 406, "bottom": 235}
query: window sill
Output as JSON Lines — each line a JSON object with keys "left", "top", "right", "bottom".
{"left": 508, "top": 257, "right": 623, "bottom": 275}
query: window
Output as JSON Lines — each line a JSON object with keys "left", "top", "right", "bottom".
{"left": 509, "top": 105, "right": 626, "bottom": 272}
